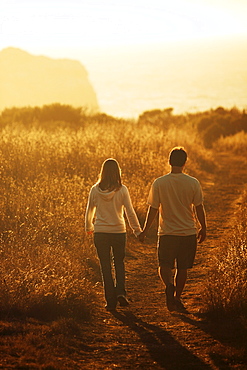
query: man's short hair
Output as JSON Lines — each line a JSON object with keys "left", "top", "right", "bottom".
{"left": 169, "top": 147, "right": 187, "bottom": 167}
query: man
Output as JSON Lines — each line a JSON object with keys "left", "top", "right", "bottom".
{"left": 139, "top": 147, "right": 206, "bottom": 312}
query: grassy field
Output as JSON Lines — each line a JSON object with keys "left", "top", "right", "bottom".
{"left": 0, "top": 114, "right": 215, "bottom": 318}
{"left": 0, "top": 107, "right": 247, "bottom": 368}
{"left": 0, "top": 109, "right": 246, "bottom": 319}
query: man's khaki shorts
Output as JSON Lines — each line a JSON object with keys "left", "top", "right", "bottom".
{"left": 158, "top": 234, "right": 197, "bottom": 269}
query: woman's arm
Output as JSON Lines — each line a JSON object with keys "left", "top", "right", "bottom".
{"left": 85, "top": 188, "right": 96, "bottom": 233}
{"left": 138, "top": 206, "right": 158, "bottom": 242}
{"left": 123, "top": 187, "right": 142, "bottom": 236}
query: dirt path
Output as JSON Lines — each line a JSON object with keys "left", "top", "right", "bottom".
{"left": 78, "top": 152, "right": 247, "bottom": 370}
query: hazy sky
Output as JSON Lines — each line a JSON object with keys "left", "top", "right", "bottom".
{"left": 1, "top": 0, "right": 247, "bottom": 57}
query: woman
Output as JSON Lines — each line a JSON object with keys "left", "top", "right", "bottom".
{"left": 85, "top": 158, "right": 142, "bottom": 311}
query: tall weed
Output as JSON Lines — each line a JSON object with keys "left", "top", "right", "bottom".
{"left": 202, "top": 190, "right": 247, "bottom": 316}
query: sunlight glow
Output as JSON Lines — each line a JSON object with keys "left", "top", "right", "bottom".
{"left": 1, "top": 0, "right": 247, "bottom": 53}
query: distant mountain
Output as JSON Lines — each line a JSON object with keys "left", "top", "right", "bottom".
{"left": 0, "top": 47, "right": 99, "bottom": 112}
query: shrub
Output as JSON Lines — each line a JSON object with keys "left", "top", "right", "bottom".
{"left": 0, "top": 104, "right": 86, "bottom": 129}
{"left": 39, "top": 103, "right": 83, "bottom": 124}
{"left": 201, "top": 123, "right": 224, "bottom": 148}
{"left": 195, "top": 107, "right": 246, "bottom": 147}
{"left": 137, "top": 107, "right": 186, "bottom": 130}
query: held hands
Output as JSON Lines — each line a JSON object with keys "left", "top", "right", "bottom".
{"left": 138, "top": 231, "right": 146, "bottom": 243}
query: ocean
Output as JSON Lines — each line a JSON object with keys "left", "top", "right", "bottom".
{"left": 81, "top": 38, "right": 247, "bottom": 118}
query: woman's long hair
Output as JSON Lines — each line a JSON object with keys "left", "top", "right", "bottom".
{"left": 98, "top": 158, "right": 122, "bottom": 191}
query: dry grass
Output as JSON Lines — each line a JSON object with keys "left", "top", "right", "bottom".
{"left": 1, "top": 116, "right": 247, "bottom": 369}
{"left": 213, "top": 131, "right": 247, "bottom": 154}
{"left": 0, "top": 119, "right": 214, "bottom": 320}
{"left": 202, "top": 189, "right": 247, "bottom": 317}
{"left": 1, "top": 116, "right": 246, "bottom": 321}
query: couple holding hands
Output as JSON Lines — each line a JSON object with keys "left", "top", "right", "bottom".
{"left": 85, "top": 147, "right": 206, "bottom": 312}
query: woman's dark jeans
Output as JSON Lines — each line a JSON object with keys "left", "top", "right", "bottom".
{"left": 94, "top": 232, "right": 127, "bottom": 308}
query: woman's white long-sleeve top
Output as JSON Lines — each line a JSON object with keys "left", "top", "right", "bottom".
{"left": 85, "top": 184, "right": 142, "bottom": 236}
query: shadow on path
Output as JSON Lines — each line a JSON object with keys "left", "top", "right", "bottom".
{"left": 177, "top": 313, "right": 247, "bottom": 369}
{"left": 111, "top": 310, "right": 211, "bottom": 370}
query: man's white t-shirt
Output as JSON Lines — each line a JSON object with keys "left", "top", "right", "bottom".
{"left": 147, "top": 173, "right": 203, "bottom": 236}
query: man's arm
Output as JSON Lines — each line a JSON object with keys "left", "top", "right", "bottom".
{"left": 139, "top": 206, "right": 158, "bottom": 242}
{"left": 195, "top": 204, "right": 207, "bottom": 243}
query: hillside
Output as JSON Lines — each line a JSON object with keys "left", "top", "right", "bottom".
{"left": 0, "top": 48, "right": 99, "bottom": 112}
